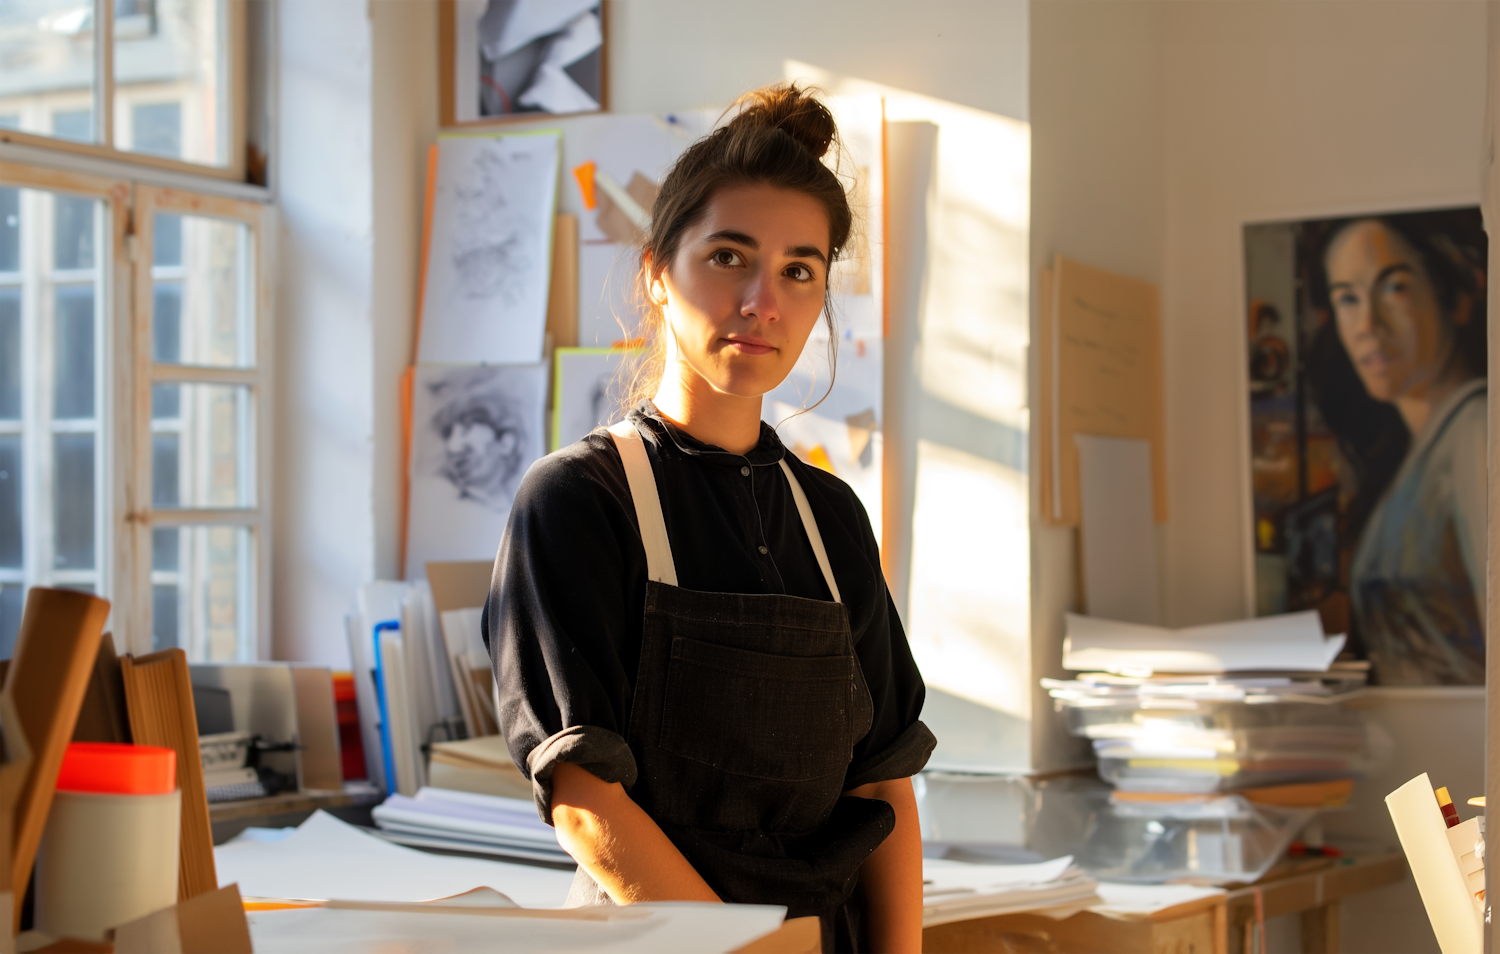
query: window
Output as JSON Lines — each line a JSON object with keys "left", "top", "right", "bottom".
{"left": 0, "top": 0, "right": 244, "bottom": 178}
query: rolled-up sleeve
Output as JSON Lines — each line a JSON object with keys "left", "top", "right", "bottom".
{"left": 483, "top": 438, "right": 646, "bottom": 824}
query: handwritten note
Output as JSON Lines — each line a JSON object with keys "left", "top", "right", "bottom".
{"left": 1038, "top": 255, "right": 1165, "bottom": 526}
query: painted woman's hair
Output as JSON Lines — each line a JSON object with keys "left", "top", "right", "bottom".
{"left": 617, "top": 83, "right": 855, "bottom": 413}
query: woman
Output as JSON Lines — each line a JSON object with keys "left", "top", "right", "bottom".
{"left": 485, "top": 85, "right": 935, "bottom": 952}
{"left": 1313, "top": 213, "right": 1487, "bottom": 684}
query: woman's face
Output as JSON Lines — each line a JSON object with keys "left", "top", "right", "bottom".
{"left": 1326, "top": 220, "right": 1454, "bottom": 403}
{"left": 656, "top": 184, "right": 830, "bottom": 401}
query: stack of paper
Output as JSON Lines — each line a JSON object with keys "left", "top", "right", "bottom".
{"left": 1061, "top": 611, "right": 1346, "bottom": 675}
{"left": 921, "top": 856, "right": 1099, "bottom": 927}
{"left": 372, "top": 787, "right": 570, "bottom": 865}
{"left": 429, "top": 735, "right": 533, "bottom": 801}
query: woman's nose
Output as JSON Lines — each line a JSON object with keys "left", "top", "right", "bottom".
{"left": 739, "top": 268, "right": 780, "bottom": 322}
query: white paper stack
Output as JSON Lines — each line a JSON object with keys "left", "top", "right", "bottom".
{"left": 921, "top": 856, "right": 1099, "bottom": 927}
{"left": 1062, "top": 611, "right": 1346, "bottom": 676}
{"left": 373, "top": 787, "right": 571, "bottom": 865}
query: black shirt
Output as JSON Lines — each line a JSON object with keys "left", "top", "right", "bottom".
{"left": 484, "top": 403, "right": 934, "bottom": 822}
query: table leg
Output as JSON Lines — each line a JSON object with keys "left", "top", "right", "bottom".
{"left": 1300, "top": 901, "right": 1341, "bottom": 953}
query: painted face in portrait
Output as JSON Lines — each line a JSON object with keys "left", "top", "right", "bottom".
{"left": 1326, "top": 220, "right": 1470, "bottom": 404}
{"left": 436, "top": 405, "right": 524, "bottom": 510}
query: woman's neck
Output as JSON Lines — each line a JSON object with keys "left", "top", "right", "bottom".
{"left": 651, "top": 361, "right": 764, "bottom": 456}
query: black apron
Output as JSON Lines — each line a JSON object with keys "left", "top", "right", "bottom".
{"left": 564, "top": 420, "right": 895, "bottom": 952}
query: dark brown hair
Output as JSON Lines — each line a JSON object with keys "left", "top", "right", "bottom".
{"left": 619, "top": 83, "right": 855, "bottom": 411}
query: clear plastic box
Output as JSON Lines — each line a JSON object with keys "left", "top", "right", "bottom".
{"left": 1075, "top": 791, "right": 1316, "bottom": 884}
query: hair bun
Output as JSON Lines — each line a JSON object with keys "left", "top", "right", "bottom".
{"left": 728, "top": 83, "right": 836, "bottom": 160}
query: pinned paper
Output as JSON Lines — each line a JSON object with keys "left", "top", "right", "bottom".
{"left": 572, "top": 161, "right": 597, "bottom": 210}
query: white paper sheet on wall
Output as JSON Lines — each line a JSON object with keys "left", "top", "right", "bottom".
{"left": 1076, "top": 435, "right": 1160, "bottom": 625}
{"left": 418, "top": 133, "right": 560, "bottom": 365}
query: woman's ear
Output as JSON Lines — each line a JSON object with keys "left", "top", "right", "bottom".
{"left": 649, "top": 273, "right": 668, "bottom": 307}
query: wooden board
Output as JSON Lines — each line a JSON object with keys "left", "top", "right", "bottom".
{"left": 1038, "top": 255, "right": 1166, "bottom": 526}
{"left": 120, "top": 649, "right": 218, "bottom": 901}
{"left": 71, "top": 632, "right": 132, "bottom": 744}
{"left": 3, "top": 587, "right": 110, "bottom": 931}
{"left": 426, "top": 561, "right": 494, "bottom": 615}
{"left": 290, "top": 667, "right": 343, "bottom": 792}
{"left": 547, "top": 214, "right": 580, "bottom": 350}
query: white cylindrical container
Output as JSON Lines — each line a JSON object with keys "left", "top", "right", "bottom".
{"left": 35, "top": 743, "right": 181, "bottom": 942}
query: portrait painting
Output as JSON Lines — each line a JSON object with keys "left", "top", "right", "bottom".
{"left": 1244, "top": 206, "right": 1486, "bottom": 685}
{"left": 405, "top": 363, "right": 548, "bottom": 580}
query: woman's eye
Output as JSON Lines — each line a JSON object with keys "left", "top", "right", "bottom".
{"left": 1333, "top": 290, "right": 1360, "bottom": 308}
{"left": 710, "top": 249, "right": 742, "bottom": 267}
{"left": 784, "top": 264, "right": 813, "bottom": 282}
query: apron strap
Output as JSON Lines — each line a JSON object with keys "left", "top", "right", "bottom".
{"left": 778, "top": 460, "right": 843, "bottom": 604}
{"left": 607, "top": 421, "right": 678, "bottom": 586}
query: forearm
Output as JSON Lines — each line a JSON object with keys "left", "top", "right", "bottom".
{"left": 846, "top": 777, "right": 923, "bottom": 954}
{"left": 550, "top": 761, "right": 721, "bottom": 904}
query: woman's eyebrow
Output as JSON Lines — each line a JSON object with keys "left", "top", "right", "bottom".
{"left": 703, "top": 229, "right": 758, "bottom": 248}
{"left": 787, "top": 244, "right": 828, "bottom": 265}
{"left": 1329, "top": 263, "right": 1413, "bottom": 293}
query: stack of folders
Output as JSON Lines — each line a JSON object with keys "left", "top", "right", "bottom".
{"left": 371, "top": 787, "right": 571, "bottom": 866}
{"left": 427, "top": 735, "right": 533, "bottom": 801}
{"left": 921, "top": 856, "right": 1099, "bottom": 927}
{"left": 346, "top": 582, "right": 469, "bottom": 797}
{"left": 1387, "top": 773, "right": 1485, "bottom": 954}
{"left": 1046, "top": 611, "right": 1370, "bottom": 798}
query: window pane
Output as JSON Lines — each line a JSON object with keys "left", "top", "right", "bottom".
{"left": 53, "top": 285, "right": 94, "bottom": 418}
{"left": 131, "top": 102, "right": 180, "bottom": 158}
{"left": 0, "top": 436, "right": 21, "bottom": 569}
{"left": 0, "top": 1, "right": 97, "bottom": 145}
{"left": 154, "top": 213, "right": 182, "bottom": 267}
{"left": 0, "top": 188, "right": 18, "bottom": 272}
{"left": 116, "top": 0, "right": 226, "bottom": 167}
{"left": 152, "top": 583, "right": 178, "bottom": 652}
{"left": 152, "top": 432, "right": 178, "bottom": 507}
{"left": 0, "top": 584, "right": 23, "bottom": 660}
{"left": 152, "top": 381, "right": 179, "bottom": 420}
{"left": 53, "top": 432, "right": 94, "bottom": 570}
{"left": 174, "top": 524, "right": 252, "bottom": 662}
{"left": 53, "top": 195, "right": 95, "bottom": 270}
{"left": 0, "top": 116, "right": 17, "bottom": 130}
{"left": 160, "top": 215, "right": 251, "bottom": 367}
{"left": 51, "top": 109, "right": 92, "bottom": 143}
{"left": 0, "top": 288, "right": 19, "bottom": 419}
{"left": 152, "top": 281, "right": 181, "bottom": 362}
{"left": 151, "top": 383, "right": 252, "bottom": 508}
{"left": 152, "top": 525, "right": 178, "bottom": 571}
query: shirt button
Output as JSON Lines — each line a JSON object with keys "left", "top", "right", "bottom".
{"left": 758, "top": 545, "right": 769, "bottom": 555}
{"left": 740, "top": 466, "right": 750, "bottom": 477}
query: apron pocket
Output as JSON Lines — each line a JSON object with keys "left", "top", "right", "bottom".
{"left": 660, "top": 635, "right": 855, "bottom": 782}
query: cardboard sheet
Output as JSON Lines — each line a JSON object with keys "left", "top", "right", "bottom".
{"left": 1038, "top": 256, "right": 1165, "bottom": 526}
{"left": 1063, "top": 611, "right": 1345, "bottom": 674}
{"left": 1386, "top": 773, "right": 1483, "bottom": 954}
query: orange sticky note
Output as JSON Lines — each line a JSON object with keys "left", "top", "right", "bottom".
{"left": 573, "top": 161, "right": 597, "bottom": 210}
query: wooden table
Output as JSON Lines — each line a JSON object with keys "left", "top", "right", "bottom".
{"left": 920, "top": 853, "right": 1406, "bottom": 954}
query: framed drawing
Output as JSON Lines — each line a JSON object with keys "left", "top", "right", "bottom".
{"left": 1243, "top": 206, "right": 1486, "bottom": 685}
{"left": 440, "top": 0, "right": 607, "bottom": 127}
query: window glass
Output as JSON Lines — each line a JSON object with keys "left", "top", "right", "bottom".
{"left": 53, "top": 285, "right": 95, "bottom": 418}
{"left": 0, "top": 584, "right": 23, "bottom": 660}
{"left": 154, "top": 213, "right": 182, "bottom": 267}
{"left": 0, "top": 189, "right": 18, "bottom": 272}
{"left": 0, "top": 436, "right": 22, "bottom": 569}
{"left": 53, "top": 432, "right": 95, "bottom": 570}
{"left": 116, "top": 0, "right": 226, "bottom": 166}
{"left": 0, "top": 0, "right": 97, "bottom": 146}
{"left": 151, "top": 381, "right": 179, "bottom": 420}
{"left": 150, "top": 383, "right": 252, "bottom": 508}
{"left": 162, "top": 524, "right": 251, "bottom": 661}
{"left": 153, "top": 214, "right": 250, "bottom": 367}
{"left": 51, "top": 109, "right": 92, "bottom": 143}
{"left": 53, "top": 195, "right": 94, "bottom": 270}
{"left": 152, "top": 582, "right": 178, "bottom": 651}
{"left": 0, "top": 116, "right": 18, "bottom": 130}
{"left": 0, "top": 288, "right": 20, "bottom": 419}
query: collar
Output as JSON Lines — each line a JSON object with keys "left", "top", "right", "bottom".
{"left": 627, "top": 401, "right": 788, "bottom": 467}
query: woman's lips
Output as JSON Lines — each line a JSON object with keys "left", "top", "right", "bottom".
{"left": 723, "top": 338, "right": 775, "bottom": 356}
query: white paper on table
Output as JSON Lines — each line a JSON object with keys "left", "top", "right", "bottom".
{"left": 215, "top": 810, "right": 576, "bottom": 907}
{"left": 1076, "top": 435, "right": 1160, "bottom": 625}
{"left": 247, "top": 901, "right": 787, "bottom": 954}
{"left": 418, "top": 133, "right": 560, "bottom": 365}
{"left": 1063, "top": 611, "right": 1346, "bottom": 674}
{"left": 922, "top": 855, "right": 1075, "bottom": 897}
{"left": 375, "top": 790, "right": 559, "bottom": 848}
{"left": 1084, "top": 881, "right": 1225, "bottom": 917}
{"left": 1387, "top": 773, "right": 1484, "bottom": 954}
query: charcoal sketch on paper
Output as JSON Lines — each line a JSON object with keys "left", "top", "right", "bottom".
{"left": 405, "top": 363, "right": 548, "bottom": 580}
{"left": 455, "top": 0, "right": 604, "bottom": 122}
{"left": 552, "top": 348, "right": 638, "bottom": 449}
{"left": 418, "top": 132, "right": 559, "bottom": 365}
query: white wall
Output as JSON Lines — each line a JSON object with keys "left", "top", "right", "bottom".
{"left": 273, "top": 0, "right": 377, "bottom": 664}
{"left": 1155, "top": 6, "right": 1487, "bottom": 950}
